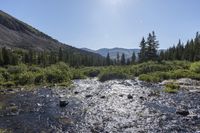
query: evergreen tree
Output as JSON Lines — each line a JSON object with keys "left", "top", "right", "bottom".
{"left": 159, "top": 50, "right": 165, "bottom": 61}
{"left": 121, "top": 53, "right": 126, "bottom": 65}
{"left": 126, "top": 59, "right": 131, "bottom": 65}
{"left": 194, "top": 32, "right": 200, "bottom": 61}
{"left": 146, "top": 31, "right": 159, "bottom": 61}
{"left": 106, "top": 52, "right": 111, "bottom": 66}
{"left": 131, "top": 52, "right": 136, "bottom": 63}
{"left": 58, "top": 47, "right": 63, "bottom": 61}
{"left": 116, "top": 52, "right": 120, "bottom": 65}
{"left": 138, "top": 37, "right": 146, "bottom": 62}
{"left": 2, "top": 47, "right": 10, "bottom": 65}
{"left": 0, "top": 49, "right": 4, "bottom": 66}
{"left": 24, "top": 52, "right": 29, "bottom": 64}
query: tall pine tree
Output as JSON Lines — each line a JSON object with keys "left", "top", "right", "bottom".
{"left": 138, "top": 37, "right": 146, "bottom": 62}
{"left": 146, "top": 31, "right": 159, "bottom": 61}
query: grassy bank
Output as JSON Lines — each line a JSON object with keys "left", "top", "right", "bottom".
{"left": 0, "top": 61, "right": 200, "bottom": 89}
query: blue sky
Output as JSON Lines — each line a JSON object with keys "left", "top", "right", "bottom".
{"left": 1, "top": 0, "right": 200, "bottom": 50}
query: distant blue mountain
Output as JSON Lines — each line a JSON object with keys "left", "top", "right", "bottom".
{"left": 81, "top": 47, "right": 140, "bottom": 59}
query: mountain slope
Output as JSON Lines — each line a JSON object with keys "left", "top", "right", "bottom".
{"left": 0, "top": 10, "right": 103, "bottom": 59}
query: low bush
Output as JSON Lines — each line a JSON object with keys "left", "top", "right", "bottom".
{"left": 169, "top": 69, "right": 200, "bottom": 80}
{"left": 72, "top": 69, "right": 85, "bottom": 79}
{"left": 99, "top": 71, "right": 128, "bottom": 82}
{"left": 34, "top": 73, "right": 45, "bottom": 85}
{"left": 17, "top": 72, "right": 35, "bottom": 85}
{"left": 29, "top": 66, "right": 42, "bottom": 73}
{"left": 45, "top": 68, "right": 64, "bottom": 83}
{"left": 83, "top": 68, "right": 100, "bottom": 77}
{"left": 45, "top": 63, "right": 72, "bottom": 83}
{"left": 190, "top": 62, "right": 200, "bottom": 73}
{"left": 132, "top": 61, "right": 172, "bottom": 76}
{"left": 139, "top": 74, "right": 160, "bottom": 82}
{"left": 7, "top": 64, "right": 27, "bottom": 74}
{"left": 1, "top": 81, "right": 15, "bottom": 88}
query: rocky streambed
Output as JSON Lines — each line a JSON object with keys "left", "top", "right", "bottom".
{"left": 0, "top": 78, "right": 200, "bottom": 133}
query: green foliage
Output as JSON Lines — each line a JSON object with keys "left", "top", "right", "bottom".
{"left": 7, "top": 64, "right": 27, "bottom": 74}
{"left": 139, "top": 74, "right": 161, "bottom": 83}
{"left": 99, "top": 71, "right": 128, "bottom": 82}
{"left": 17, "top": 72, "right": 35, "bottom": 85}
{"left": 190, "top": 62, "right": 200, "bottom": 73}
{"left": 131, "top": 61, "right": 171, "bottom": 76}
{"left": 1, "top": 81, "right": 15, "bottom": 88}
{"left": 0, "top": 46, "right": 106, "bottom": 67}
{"left": 0, "top": 61, "right": 199, "bottom": 87}
{"left": 83, "top": 68, "right": 101, "bottom": 77}
{"left": 164, "top": 83, "right": 180, "bottom": 93}
{"left": 72, "top": 69, "right": 85, "bottom": 79}
{"left": 0, "top": 129, "right": 11, "bottom": 133}
{"left": 45, "top": 67, "right": 65, "bottom": 83}
{"left": 34, "top": 73, "right": 45, "bottom": 85}
{"left": 45, "top": 62, "right": 72, "bottom": 83}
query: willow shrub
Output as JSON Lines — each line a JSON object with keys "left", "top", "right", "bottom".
{"left": 190, "top": 61, "right": 200, "bottom": 73}
{"left": 44, "top": 62, "right": 72, "bottom": 83}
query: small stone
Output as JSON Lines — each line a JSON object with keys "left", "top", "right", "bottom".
{"left": 74, "top": 91, "right": 79, "bottom": 94}
{"left": 119, "top": 94, "right": 123, "bottom": 97}
{"left": 176, "top": 109, "right": 189, "bottom": 116}
{"left": 139, "top": 96, "right": 145, "bottom": 100}
{"left": 127, "top": 94, "right": 133, "bottom": 99}
{"left": 162, "top": 115, "right": 167, "bottom": 120}
{"left": 85, "top": 95, "right": 93, "bottom": 98}
{"left": 100, "top": 96, "right": 105, "bottom": 99}
{"left": 59, "top": 99, "right": 68, "bottom": 107}
{"left": 37, "top": 103, "right": 42, "bottom": 107}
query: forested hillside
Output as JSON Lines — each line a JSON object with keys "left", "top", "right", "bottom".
{"left": 0, "top": 10, "right": 106, "bottom": 67}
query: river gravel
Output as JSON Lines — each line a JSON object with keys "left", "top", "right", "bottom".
{"left": 0, "top": 78, "right": 200, "bottom": 133}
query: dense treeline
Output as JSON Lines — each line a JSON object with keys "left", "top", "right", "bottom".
{"left": 0, "top": 47, "right": 107, "bottom": 67}
{"left": 1, "top": 31, "right": 200, "bottom": 68}
{"left": 159, "top": 32, "right": 200, "bottom": 61}
{"left": 105, "top": 52, "right": 136, "bottom": 66}
{"left": 137, "top": 31, "right": 200, "bottom": 63}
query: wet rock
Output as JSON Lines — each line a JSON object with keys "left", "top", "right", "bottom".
{"left": 58, "top": 117, "right": 73, "bottom": 125}
{"left": 127, "top": 94, "right": 133, "bottom": 99}
{"left": 74, "top": 91, "right": 79, "bottom": 94}
{"left": 85, "top": 95, "right": 93, "bottom": 98}
{"left": 148, "top": 90, "right": 160, "bottom": 97}
{"left": 37, "top": 103, "right": 43, "bottom": 107}
{"left": 59, "top": 99, "right": 68, "bottom": 107}
{"left": 121, "top": 81, "right": 132, "bottom": 86}
{"left": 176, "top": 109, "right": 189, "bottom": 116}
{"left": 189, "top": 89, "right": 200, "bottom": 93}
{"left": 100, "top": 96, "right": 105, "bottom": 99}
{"left": 7, "top": 88, "right": 13, "bottom": 92}
{"left": 119, "top": 94, "right": 123, "bottom": 97}
{"left": 6, "top": 105, "right": 19, "bottom": 116}
{"left": 139, "top": 96, "right": 145, "bottom": 100}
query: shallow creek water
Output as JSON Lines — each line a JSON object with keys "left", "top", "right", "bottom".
{"left": 0, "top": 78, "right": 200, "bottom": 133}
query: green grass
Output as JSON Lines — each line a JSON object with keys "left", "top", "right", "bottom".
{"left": 0, "top": 129, "right": 11, "bottom": 133}
{"left": 163, "top": 83, "right": 180, "bottom": 93}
